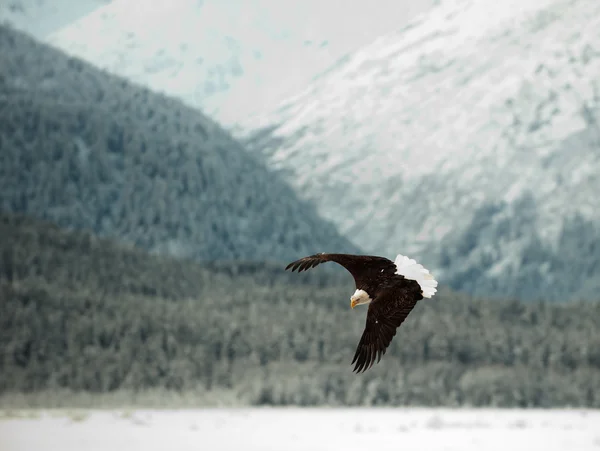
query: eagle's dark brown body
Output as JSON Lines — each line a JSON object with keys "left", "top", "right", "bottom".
{"left": 285, "top": 252, "right": 431, "bottom": 373}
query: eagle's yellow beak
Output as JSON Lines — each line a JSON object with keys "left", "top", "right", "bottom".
{"left": 350, "top": 299, "right": 358, "bottom": 309}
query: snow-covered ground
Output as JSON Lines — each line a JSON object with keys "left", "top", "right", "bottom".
{"left": 1, "top": 408, "right": 599, "bottom": 451}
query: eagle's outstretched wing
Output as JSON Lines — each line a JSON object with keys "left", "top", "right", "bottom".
{"left": 285, "top": 253, "right": 397, "bottom": 291}
{"left": 351, "top": 284, "right": 423, "bottom": 373}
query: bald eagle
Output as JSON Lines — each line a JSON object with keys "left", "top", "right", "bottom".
{"left": 285, "top": 252, "right": 438, "bottom": 373}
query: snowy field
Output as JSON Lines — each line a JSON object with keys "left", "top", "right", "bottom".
{"left": 1, "top": 408, "right": 599, "bottom": 451}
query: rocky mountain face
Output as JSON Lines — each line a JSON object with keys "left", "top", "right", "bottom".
{"left": 240, "top": 0, "right": 600, "bottom": 301}
{"left": 0, "top": 25, "right": 359, "bottom": 262}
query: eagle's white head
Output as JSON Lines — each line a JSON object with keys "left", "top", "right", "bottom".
{"left": 350, "top": 289, "right": 372, "bottom": 309}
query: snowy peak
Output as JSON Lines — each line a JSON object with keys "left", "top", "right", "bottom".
{"left": 241, "top": 0, "right": 600, "bottom": 301}
{"left": 45, "top": 0, "right": 435, "bottom": 127}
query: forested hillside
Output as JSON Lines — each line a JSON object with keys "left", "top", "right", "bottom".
{"left": 1, "top": 213, "right": 599, "bottom": 408}
{"left": 0, "top": 24, "right": 358, "bottom": 263}
{"left": 438, "top": 197, "right": 600, "bottom": 302}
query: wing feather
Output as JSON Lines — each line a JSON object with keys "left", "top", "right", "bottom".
{"left": 351, "top": 287, "right": 422, "bottom": 373}
{"left": 285, "top": 253, "right": 329, "bottom": 272}
{"left": 285, "top": 253, "right": 397, "bottom": 291}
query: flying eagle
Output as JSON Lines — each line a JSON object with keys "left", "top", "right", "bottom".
{"left": 285, "top": 252, "right": 438, "bottom": 373}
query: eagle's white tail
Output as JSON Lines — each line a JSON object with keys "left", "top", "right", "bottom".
{"left": 394, "top": 253, "right": 438, "bottom": 298}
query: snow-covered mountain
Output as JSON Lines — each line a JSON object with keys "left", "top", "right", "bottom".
{"left": 0, "top": 0, "right": 107, "bottom": 39}
{"left": 44, "top": 0, "right": 435, "bottom": 127}
{"left": 241, "top": 0, "right": 600, "bottom": 301}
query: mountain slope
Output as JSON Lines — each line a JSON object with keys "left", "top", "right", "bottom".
{"left": 241, "top": 0, "right": 600, "bottom": 301}
{"left": 45, "top": 0, "right": 435, "bottom": 127}
{"left": 0, "top": 25, "right": 359, "bottom": 262}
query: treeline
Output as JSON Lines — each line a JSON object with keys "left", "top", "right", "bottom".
{"left": 1, "top": 213, "right": 600, "bottom": 408}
